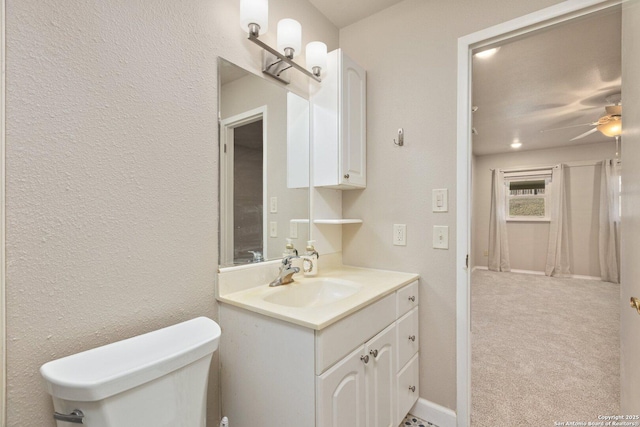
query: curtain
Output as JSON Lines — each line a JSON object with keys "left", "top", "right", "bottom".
{"left": 599, "top": 159, "right": 620, "bottom": 283}
{"left": 488, "top": 169, "right": 510, "bottom": 272}
{"left": 545, "top": 165, "right": 570, "bottom": 277}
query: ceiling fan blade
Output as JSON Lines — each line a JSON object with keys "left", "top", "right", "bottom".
{"left": 540, "top": 122, "right": 597, "bottom": 133}
{"left": 570, "top": 127, "right": 598, "bottom": 141}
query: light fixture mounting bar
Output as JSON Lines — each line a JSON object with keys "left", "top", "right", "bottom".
{"left": 248, "top": 33, "right": 321, "bottom": 83}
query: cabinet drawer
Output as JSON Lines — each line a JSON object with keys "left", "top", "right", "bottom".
{"left": 316, "top": 293, "right": 396, "bottom": 375}
{"left": 396, "top": 353, "right": 419, "bottom": 425}
{"left": 396, "top": 307, "right": 419, "bottom": 370}
{"left": 396, "top": 281, "right": 418, "bottom": 317}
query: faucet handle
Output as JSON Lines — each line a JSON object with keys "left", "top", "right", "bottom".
{"left": 248, "top": 251, "right": 263, "bottom": 263}
{"left": 282, "top": 254, "right": 299, "bottom": 267}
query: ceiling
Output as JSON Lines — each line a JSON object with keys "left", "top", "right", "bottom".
{"left": 230, "top": 2, "right": 622, "bottom": 157}
{"left": 472, "top": 8, "right": 622, "bottom": 156}
{"left": 309, "top": 0, "right": 404, "bottom": 28}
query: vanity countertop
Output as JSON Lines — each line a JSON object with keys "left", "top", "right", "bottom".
{"left": 217, "top": 265, "right": 419, "bottom": 330}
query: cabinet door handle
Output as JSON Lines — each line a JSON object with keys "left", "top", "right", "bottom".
{"left": 344, "top": 173, "right": 350, "bottom": 179}
{"left": 369, "top": 349, "right": 378, "bottom": 358}
{"left": 408, "top": 335, "right": 416, "bottom": 342}
{"left": 409, "top": 386, "right": 416, "bottom": 393}
{"left": 408, "top": 296, "right": 415, "bottom": 302}
{"left": 360, "top": 355, "right": 369, "bottom": 364}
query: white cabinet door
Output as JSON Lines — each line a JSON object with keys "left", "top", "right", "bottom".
{"left": 317, "top": 345, "right": 367, "bottom": 427}
{"left": 339, "top": 52, "right": 366, "bottom": 188}
{"left": 365, "top": 323, "right": 396, "bottom": 427}
{"left": 312, "top": 49, "right": 366, "bottom": 190}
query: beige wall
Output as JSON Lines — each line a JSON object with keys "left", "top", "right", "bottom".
{"left": 339, "top": 0, "right": 565, "bottom": 410}
{"left": 473, "top": 142, "right": 617, "bottom": 276}
{"left": 5, "top": 0, "right": 337, "bottom": 425}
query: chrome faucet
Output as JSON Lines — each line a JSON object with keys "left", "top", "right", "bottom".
{"left": 269, "top": 255, "right": 300, "bottom": 287}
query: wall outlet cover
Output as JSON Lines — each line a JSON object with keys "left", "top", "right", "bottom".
{"left": 393, "top": 224, "right": 407, "bottom": 246}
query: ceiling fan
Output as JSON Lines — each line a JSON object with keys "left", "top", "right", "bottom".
{"left": 543, "top": 95, "right": 622, "bottom": 141}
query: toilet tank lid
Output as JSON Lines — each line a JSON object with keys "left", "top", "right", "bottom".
{"left": 40, "top": 317, "right": 221, "bottom": 402}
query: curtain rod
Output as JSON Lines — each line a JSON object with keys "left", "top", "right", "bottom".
{"left": 490, "top": 165, "right": 558, "bottom": 172}
{"left": 490, "top": 159, "right": 621, "bottom": 172}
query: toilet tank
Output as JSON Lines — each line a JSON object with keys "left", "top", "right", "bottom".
{"left": 40, "top": 317, "right": 221, "bottom": 427}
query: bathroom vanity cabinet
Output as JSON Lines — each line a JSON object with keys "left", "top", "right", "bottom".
{"left": 312, "top": 48, "right": 366, "bottom": 190}
{"left": 219, "top": 280, "right": 419, "bottom": 427}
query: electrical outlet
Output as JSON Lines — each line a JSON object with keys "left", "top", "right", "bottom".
{"left": 270, "top": 197, "right": 278, "bottom": 213}
{"left": 290, "top": 221, "right": 298, "bottom": 239}
{"left": 393, "top": 224, "right": 407, "bottom": 246}
{"left": 269, "top": 221, "right": 278, "bottom": 238}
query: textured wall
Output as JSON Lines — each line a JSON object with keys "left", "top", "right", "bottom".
{"left": 473, "top": 142, "right": 617, "bottom": 277}
{"left": 339, "top": 0, "right": 565, "bottom": 410}
{"left": 5, "top": 0, "right": 337, "bottom": 425}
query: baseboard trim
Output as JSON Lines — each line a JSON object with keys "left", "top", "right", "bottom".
{"left": 472, "top": 266, "right": 601, "bottom": 281}
{"left": 570, "top": 274, "right": 602, "bottom": 281}
{"left": 410, "top": 398, "right": 457, "bottom": 427}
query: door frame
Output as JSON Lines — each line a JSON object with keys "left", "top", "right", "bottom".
{"left": 1, "top": 0, "right": 5, "bottom": 423}
{"left": 455, "top": 1, "right": 622, "bottom": 425}
{"left": 219, "top": 106, "right": 268, "bottom": 265}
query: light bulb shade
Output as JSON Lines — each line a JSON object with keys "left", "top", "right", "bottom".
{"left": 597, "top": 118, "right": 622, "bottom": 137}
{"left": 277, "top": 19, "right": 302, "bottom": 57}
{"left": 240, "top": 0, "right": 268, "bottom": 34}
{"left": 306, "top": 41, "right": 327, "bottom": 70}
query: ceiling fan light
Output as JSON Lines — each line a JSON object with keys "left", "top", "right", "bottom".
{"left": 597, "top": 119, "right": 622, "bottom": 137}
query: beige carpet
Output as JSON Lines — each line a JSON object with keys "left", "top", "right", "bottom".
{"left": 471, "top": 270, "right": 620, "bottom": 427}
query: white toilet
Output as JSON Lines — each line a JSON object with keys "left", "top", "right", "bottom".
{"left": 40, "top": 317, "right": 221, "bottom": 427}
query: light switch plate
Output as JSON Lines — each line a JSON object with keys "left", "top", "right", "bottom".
{"left": 269, "top": 221, "right": 278, "bottom": 238}
{"left": 432, "top": 189, "right": 448, "bottom": 212}
{"left": 290, "top": 221, "right": 298, "bottom": 239}
{"left": 433, "top": 225, "right": 449, "bottom": 249}
{"left": 270, "top": 197, "right": 278, "bottom": 213}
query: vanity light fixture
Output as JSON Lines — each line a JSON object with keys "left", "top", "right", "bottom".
{"left": 511, "top": 140, "right": 522, "bottom": 149}
{"left": 277, "top": 19, "right": 302, "bottom": 58}
{"left": 240, "top": 0, "right": 327, "bottom": 84}
{"left": 306, "top": 41, "right": 327, "bottom": 77}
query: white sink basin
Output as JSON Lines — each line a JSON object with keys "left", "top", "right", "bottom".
{"left": 263, "top": 278, "right": 363, "bottom": 308}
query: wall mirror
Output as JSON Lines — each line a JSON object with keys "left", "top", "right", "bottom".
{"left": 218, "top": 58, "right": 310, "bottom": 267}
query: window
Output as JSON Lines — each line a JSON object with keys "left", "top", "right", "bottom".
{"left": 504, "top": 169, "right": 552, "bottom": 221}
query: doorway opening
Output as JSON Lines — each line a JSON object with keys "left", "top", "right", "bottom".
{"left": 220, "top": 108, "right": 267, "bottom": 266}
{"left": 456, "top": 1, "right": 625, "bottom": 426}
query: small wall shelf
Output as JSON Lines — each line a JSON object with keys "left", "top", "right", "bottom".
{"left": 313, "top": 219, "right": 363, "bottom": 225}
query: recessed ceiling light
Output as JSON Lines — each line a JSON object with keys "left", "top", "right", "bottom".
{"left": 474, "top": 47, "right": 500, "bottom": 58}
{"left": 511, "top": 141, "right": 522, "bottom": 149}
